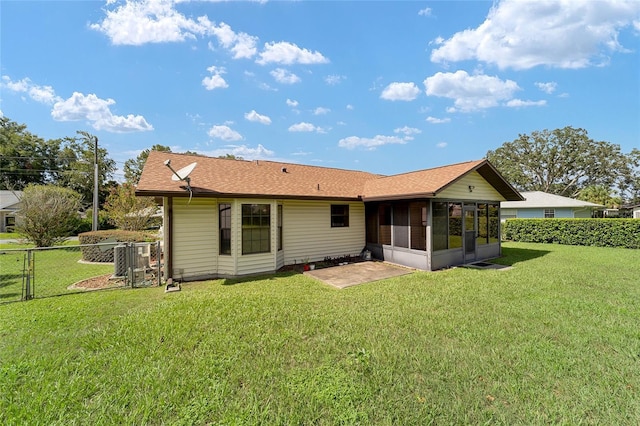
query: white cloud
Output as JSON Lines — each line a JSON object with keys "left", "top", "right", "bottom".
{"left": 286, "top": 98, "right": 299, "bottom": 107}
{"left": 324, "top": 74, "right": 346, "bottom": 85}
{"left": 423, "top": 70, "right": 520, "bottom": 112}
{"left": 313, "top": 107, "right": 330, "bottom": 115}
{"left": 51, "top": 92, "right": 153, "bottom": 132}
{"left": 208, "top": 124, "right": 243, "bottom": 141}
{"left": 209, "top": 22, "right": 258, "bottom": 59}
{"left": 229, "top": 32, "right": 259, "bottom": 59}
{"left": 436, "top": 142, "right": 448, "bottom": 148}
{"left": 380, "top": 82, "right": 420, "bottom": 101}
{"left": 505, "top": 99, "right": 547, "bottom": 108}
{"left": 244, "top": 110, "right": 272, "bottom": 125}
{"left": 257, "top": 82, "right": 277, "bottom": 91}
{"left": 288, "top": 122, "right": 319, "bottom": 132}
{"left": 346, "top": 104, "right": 354, "bottom": 110}
{"left": 535, "top": 81, "right": 557, "bottom": 94}
{"left": 426, "top": 116, "right": 451, "bottom": 124}
{"left": 229, "top": 143, "right": 274, "bottom": 158}
{"left": 28, "top": 85, "right": 59, "bottom": 104}
{"left": 203, "top": 143, "right": 274, "bottom": 160}
{"left": 3, "top": 75, "right": 151, "bottom": 132}
{"left": 202, "top": 66, "right": 228, "bottom": 90}
{"left": 418, "top": 7, "right": 432, "bottom": 16}
{"left": 338, "top": 135, "right": 407, "bottom": 150}
{"left": 270, "top": 68, "right": 301, "bottom": 84}
{"left": 1, "top": 75, "right": 61, "bottom": 105}
{"left": 90, "top": 0, "right": 206, "bottom": 45}
{"left": 91, "top": 1, "right": 259, "bottom": 60}
{"left": 430, "top": 0, "right": 640, "bottom": 69}
{"left": 257, "top": 41, "right": 329, "bottom": 65}
{"left": 2, "top": 76, "right": 30, "bottom": 92}
{"left": 394, "top": 126, "right": 422, "bottom": 140}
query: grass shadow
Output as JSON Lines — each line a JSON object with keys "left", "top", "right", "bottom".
{"left": 221, "top": 270, "right": 301, "bottom": 286}
{"left": 0, "top": 273, "right": 22, "bottom": 289}
{"left": 496, "top": 246, "right": 551, "bottom": 266}
{"left": 0, "top": 292, "right": 21, "bottom": 301}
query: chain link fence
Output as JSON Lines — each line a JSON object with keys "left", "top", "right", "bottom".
{"left": 0, "top": 241, "right": 162, "bottom": 304}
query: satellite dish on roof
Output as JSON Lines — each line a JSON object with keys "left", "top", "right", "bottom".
{"left": 171, "top": 162, "right": 197, "bottom": 181}
{"left": 164, "top": 160, "right": 197, "bottom": 203}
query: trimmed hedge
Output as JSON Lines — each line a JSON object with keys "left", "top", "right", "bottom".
{"left": 503, "top": 219, "right": 640, "bottom": 249}
{"left": 79, "top": 230, "right": 158, "bottom": 262}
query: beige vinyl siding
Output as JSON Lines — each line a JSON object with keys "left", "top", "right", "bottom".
{"left": 436, "top": 171, "right": 505, "bottom": 201}
{"left": 235, "top": 199, "right": 278, "bottom": 276}
{"left": 282, "top": 200, "right": 365, "bottom": 265}
{"left": 172, "top": 198, "right": 217, "bottom": 280}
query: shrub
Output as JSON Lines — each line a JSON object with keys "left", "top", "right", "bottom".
{"left": 16, "top": 184, "right": 82, "bottom": 247}
{"left": 503, "top": 219, "right": 640, "bottom": 249}
{"left": 79, "top": 230, "right": 158, "bottom": 262}
{"left": 103, "top": 184, "right": 158, "bottom": 231}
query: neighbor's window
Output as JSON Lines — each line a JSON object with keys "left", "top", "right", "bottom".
{"left": 5, "top": 216, "right": 15, "bottom": 232}
{"left": 219, "top": 203, "right": 231, "bottom": 255}
{"left": 242, "top": 204, "right": 270, "bottom": 255}
{"left": 544, "top": 208, "right": 555, "bottom": 218}
{"left": 331, "top": 204, "right": 349, "bottom": 227}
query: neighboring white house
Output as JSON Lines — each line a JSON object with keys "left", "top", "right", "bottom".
{"left": 135, "top": 152, "right": 523, "bottom": 281}
{"left": 500, "top": 191, "right": 603, "bottom": 221}
{"left": 631, "top": 204, "right": 640, "bottom": 219}
{"left": 0, "top": 190, "right": 23, "bottom": 233}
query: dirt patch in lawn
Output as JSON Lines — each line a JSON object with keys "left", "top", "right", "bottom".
{"left": 68, "top": 274, "right": 126, "bottom": 291}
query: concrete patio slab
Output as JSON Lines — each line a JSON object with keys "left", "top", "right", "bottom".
{"left": 304, "top": 261, "right": 414, "bottom": 289}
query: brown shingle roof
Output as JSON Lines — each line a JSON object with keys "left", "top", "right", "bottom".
{"left": 136, "top": 151, "right": 380, "bottom": 200}
{"left": 136, "top": 152, "right": 523, "bottom": 201}
{"left": 362, "top": 160, "right": 486, "bottom": 200}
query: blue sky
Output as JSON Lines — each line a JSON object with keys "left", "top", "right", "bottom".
{"left": 1, "top": 0, "right": 639, "bottom": 180}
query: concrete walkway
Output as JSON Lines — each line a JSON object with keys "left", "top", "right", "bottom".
{"left": 304, "top": 261, "right": 414, "bottom": 289}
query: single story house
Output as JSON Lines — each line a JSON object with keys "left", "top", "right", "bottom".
{"left": 0, "top": 190, "right": 23, "bottom": 233}
{"left": 500, "top": 191, "right": 603, "bottom": 220}
{"left": 136, "top": 152, "right": 523, "bottom": 281}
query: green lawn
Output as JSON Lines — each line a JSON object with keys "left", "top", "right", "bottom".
{"left": 1, "top": 242, "right": 639, "bottom": 424}
{"left": 0, "top": 242, "right": 114, "bottom": 302}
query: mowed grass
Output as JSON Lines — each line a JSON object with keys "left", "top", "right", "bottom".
{"left": 0, "top": 242, "right": 114, "bottom": 302}
{"left": 1, "top": 242, "right": 639, "bottom": 424}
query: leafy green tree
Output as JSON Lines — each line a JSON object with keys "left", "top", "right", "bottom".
{"left": 487, "top": 126, "right": 626, "bottom": 197}
{"left": 217, "top": 154, "right": 243, "bottom": 160}
{"left": 57, "top": 131, "right": 116, "bottom": 207}
{"left": 103, "top": 183, "right": 158, "bottom": 231}
{"left": 577, "top": 185, "right": 621, "bottom": 208}
{"left": 16, "top": 184, "right": 82, "bottom": 247}
{"left": 0, "top": 117, "right": 62, "bottom": 189}
{"left": 124, "top": 144, "right": 172, "bottom": 184}
{"left": 618, "top": 148, "right": 640, "bottom": 205}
